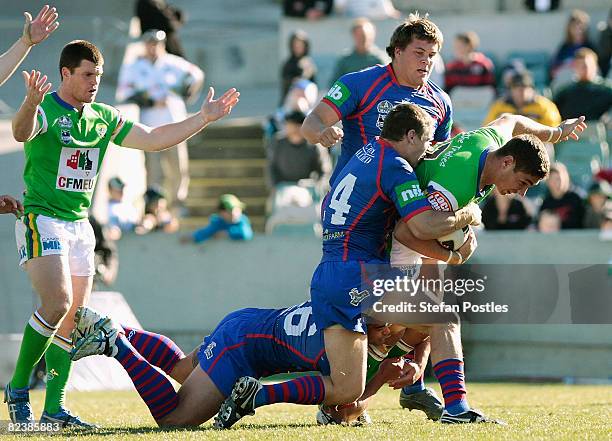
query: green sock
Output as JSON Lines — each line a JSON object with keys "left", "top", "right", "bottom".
{"left": 10, "top": 313, "right": 57, "bottom": 390}
{"left": 44, "top": 337, "right": 73, "bottom": 415}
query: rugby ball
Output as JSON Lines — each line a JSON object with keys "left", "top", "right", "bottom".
{"left": 437, "top": 226, "right": 470, "bottom": 251}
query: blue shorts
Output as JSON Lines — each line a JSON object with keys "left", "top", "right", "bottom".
{"left": 310, "top": 260, "right": 384, "bottom": 334}
{"left": 197, "top": 310, "right": 258, "bottom": 397}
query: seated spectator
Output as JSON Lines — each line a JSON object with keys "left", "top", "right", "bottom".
{"left": 538, "top": 209, "right": 562, "bottom": 233}
{"left": 280, "top": 30, "right": 317, "bottom": 105}
{"left": 550, "top": 10, "right": 596, "bottom": 80}
{"left": 553, "top": 48, "right": 612, "bottom": 120}
{"left": 136, "top": 186, "right": 179, "bottom": 234}
{"left": 539, "top": 162, "right": 585, "bottom": 229}
{"left": 597, "top": 8, "right": 612, "bottom": 78}
{"left": 583, "top": 181, "right": 612, "bottom": 229}
{"left": 268, "top": 110, "right": 331, "bottom": 193}
{"left": 330, "top": 18, "right": 388, "bottom": 84}
{"left": 481, "top": 188, "right": 533, "bottom": 230}
{"left": 266, "top": 111, "right": 331, "bottom": 233}
{"left": 283, "top": 0, "right": 333, "bottom": 19}
{"left": 181, "top": 194, "right": 253, "bottom": 244}
{"left": 444, "top": 31, "right": 495, "bottom": 93}
{"left": 484, "top": 71, "right": 561, "bottom": 126}
{"left": 107, "top": 177, "right": 140, "bottom": 240}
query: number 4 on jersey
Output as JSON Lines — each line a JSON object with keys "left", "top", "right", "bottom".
{"left": 327, "top": 173, "right": 356, "bottom": 225}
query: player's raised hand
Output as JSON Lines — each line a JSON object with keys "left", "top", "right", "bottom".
{"left": 200, "top": 87, "right": 240, "bottom": 124}
{"left": 557, "top": 116, "right": 587, "bottom": 142}
{"left": 22, "top": 70, "right": 52, "bottom": 106}
{"left": 22, "top": 5, "right": 59, "bottom": 47}
{"left": 318, "top": 126, "right": 344, "bottom": 148}
{"left": 0, "top": 195, "right": 24, "bottom": 217}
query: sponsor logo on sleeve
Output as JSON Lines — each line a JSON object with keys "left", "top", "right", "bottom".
{"left": 427, "top": 190, "right": 452, "bottom": 212}
{"left": 325, "top": 81, "right": 351, "bottom": 107}
{"left": 395, "top": 180, "right": 425, "bottom": 207}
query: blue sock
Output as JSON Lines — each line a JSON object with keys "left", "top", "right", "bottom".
{"left": 433, "top": 358, "right": 469, "bottom": 415}
{"left": 402, "top": 376, "right": 425, "bottom": 395}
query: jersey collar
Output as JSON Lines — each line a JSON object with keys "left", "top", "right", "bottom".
{"left": 475, "top": 147, "right": 493, "bottom": 198}
{"left": 51, "top": 91, "right": 76, "bottom": 111}
{"left": 377, "top": 136, "right": 393, "bottom": 149}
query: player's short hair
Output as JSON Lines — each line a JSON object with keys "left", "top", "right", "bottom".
{"left": 574, "top": 47, "right": 598, "bottom": 63}
{"left": 380, "top": 103, "right": 434, "bottom": 142}
{"left": 495, "top": 134, "right": 550, "bottom": 180}
{"left": 386, "top": 12, "right": 443, "bottom": 59}
{"left": 455, "top": 31, "right": 479, "bottom": 51}
{"left": 59, "top": 40, "right": 104, "bottom": 79}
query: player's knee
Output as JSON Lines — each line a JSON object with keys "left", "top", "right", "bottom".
{"left": 328, "top": 381, "right": 364, "bottom": 404}
{"left": 43, "top": 300, "right": 71, "bottom": 324}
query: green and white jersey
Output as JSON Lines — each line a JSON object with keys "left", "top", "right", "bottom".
{"left": 415, "top": 127, "right": 509, "bottom": 212}
{"left": 366, "top": 341, "right": 413, "bottom": 382}
{"left": 23, "top": 92, "right": 134, "bottom": 221}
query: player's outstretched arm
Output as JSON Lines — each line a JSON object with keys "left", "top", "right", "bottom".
{"left": 0, "top": 194, "right": 24, "bottom": 216}
{"left": 0, "top": 5, "right": 59, "bottom": 87}
{"left": 487, "top": 113, "right": 587, "bottom": 144}
{"left": 12, "top": 70, "right": 51, "bottom": 142}
{"left": 301, "top": 101, "right": 343, "bottom": 148}
{"left": 121, "top": 87, "right": 239, "bottom": 151}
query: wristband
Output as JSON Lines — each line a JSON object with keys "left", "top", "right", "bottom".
{"left": 455, "top": 251, "right": 464, "bottom": 265}
{"left": 445, "top": 249, "right": 453, "bottom": 264}
{"left": 545, "top": 127, "right": 555, "bottom": 143}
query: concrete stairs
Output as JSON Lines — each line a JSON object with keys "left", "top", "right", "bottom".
{"left": 183, "top": 118, "right": 268, "bottom": 231}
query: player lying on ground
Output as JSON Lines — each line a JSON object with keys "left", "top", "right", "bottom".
{"left": 389, "top": 113, "right": 587, "bottom": 422}
{"left": 69, "top": 303, "right": 436, "bottom": 427}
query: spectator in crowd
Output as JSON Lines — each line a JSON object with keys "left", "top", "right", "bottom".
{"left": 583, "top": 181, "right": 612, "bottom": 229}
{"left": 330, "top": 18, "right": 388, "bottom": 85}
{"left": 266, "top": 111, "right": 331, "bottom": 233}
{"left": 181, "top": 194, "right": 253, "bottom": 244}
{"left": 553, "top": 48, "right": 612, "bottom": 120}
{"left": 539, "top": 162, "right": 585, "bottom": 229}
{"left": 0, "top": 194, "right": 23, "bottom": 216}
{"left": 268, "top": 110, "right": 331, "bottom": 189}
{"left": 0, "top": 5, "right": 59, "bottom": 87}
{"left": 334, "top": 0, "right": 401, "bottom": 20}
{"left": 136, "top": 0, "right": 186, "bottom": 58}
{"left": 136, "top": 186, "right": 179, "bottom": 234}
{"left": 597, "top": 8, "right": 612, "bottom": 78}
{"left": 538, "top": 209, "right": 562, "bottom": 233}
{"left": 444, "top": 31, "right": 495, "bottom": 93}
{"left": 481, "top": 188, "right": 533, "bottom": 230}
{"left": 484, "top": 71, "right": 561, "bottom": 126}
{"left": 280, "top": 30, "right": 317, "bottom": 105}
{"left": 89, "top": 216, "right": 119, "bottom": 288}
{"left": 107, "top": 177, "right": 139, "bottom": 240}
{"left": 117, "top": 29, "right": 204, "bottom": 217}
{"left": 550, "top": 9, "right": 596, "bottom": 80}
{"left": 283, "top": 0, "right": 334, "bottom": 19}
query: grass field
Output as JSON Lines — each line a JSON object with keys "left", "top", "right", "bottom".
{"left": 1, "top": 383, "right": 611, "bottom": 440}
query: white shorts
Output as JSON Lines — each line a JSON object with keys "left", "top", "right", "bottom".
{"left": 15, "top": 213, "right": 96, "bottom": 277}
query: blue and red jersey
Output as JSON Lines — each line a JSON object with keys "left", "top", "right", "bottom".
{"left": 200, "top": 301, "right": 329, "bottom": 381}
{"left": 323, "top": 64, "right": 453, "bottom": 183}
{"left": 320, "top": 137, "right": 432, "bottom": 263}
